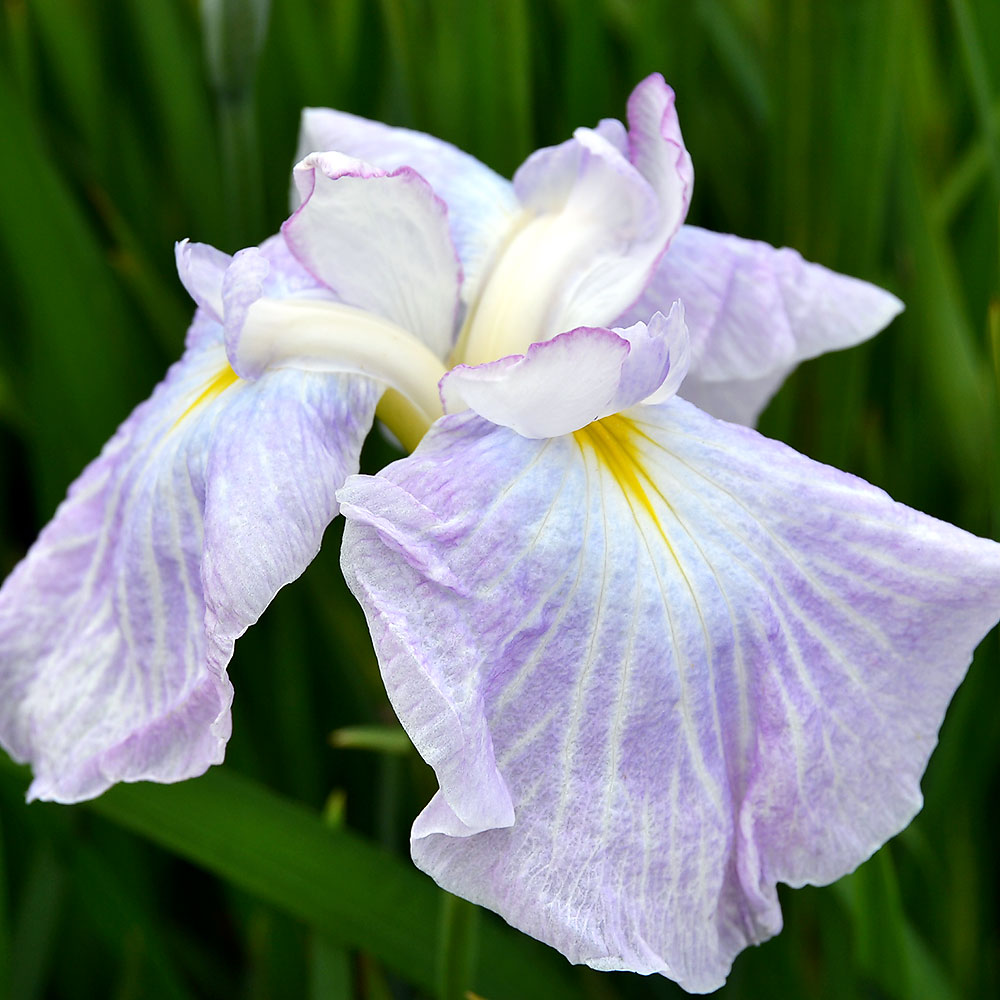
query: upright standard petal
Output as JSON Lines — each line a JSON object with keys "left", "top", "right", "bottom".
{"left": 457, "top": 76, "right": 693, "bottom": 365}
{"left": 295, "top": 106, "right": 519, "bottom": 305}
{"left": 339, "top": 400, "right": 1000, "bottom": 992}
{"left": 619, "top": 225, "right": 904, "bottom": 424}
{"left": 0, "top": 260, "right": 379, "bottom": 802}
{"left": 624, "top": 73, "right": 694, "bottom": 243}
{"left": 284, "top": 153, "right": 462, "bottom": 359}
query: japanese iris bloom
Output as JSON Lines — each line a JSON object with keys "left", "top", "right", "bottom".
{"left": 1, "top": 74, "right": 999, "bottom": 991}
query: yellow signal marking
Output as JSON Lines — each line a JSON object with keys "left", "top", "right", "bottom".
{"left": 173, "top": 365, "right": 240, "bottom": 428}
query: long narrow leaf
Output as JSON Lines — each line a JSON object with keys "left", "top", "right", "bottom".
{"left": 79, "top": 768, "right": 579, "bottom": 998}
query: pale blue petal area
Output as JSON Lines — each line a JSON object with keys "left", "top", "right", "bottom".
{"left": 175, "top": 239, "right": 231, "bottom": 326}
{"left": 339, "top": 401, "right": 1000, "bottom": 992}
{"left": 618, "top": 225, "right": 904, "bottom": 424}
{"left": 0, "top": 310, "right": 378, "bottom": 803}
{"left": 295, "top": 107, "right": 519, "bottom": 306}
{"left": 440, "top": 306, "right": 689, "bottom": 438}
{"left": 283, "top": 153, "right": 462, "bottom": 359}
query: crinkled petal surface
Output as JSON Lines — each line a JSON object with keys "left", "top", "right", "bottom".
{"left": 0, "top": 295, "right": 378, "bottom": 802}
{"left": 440, "top": 306, "right": 689, "bottom": 438}
{"left": 295, "top": 106, "right": 519, "bottom": 305}
{"left": 619, "top": 225, "right": 904, "bottom": 424}
{"left": 339, "top": 400, "right": 1000, "bottom": 992}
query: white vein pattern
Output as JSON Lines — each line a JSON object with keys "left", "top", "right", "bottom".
{"left": 0, "top": 264, "right": 379, "bottom": 803}
{"left": 339, "top": 398, "right": 1000, "bottom": 993}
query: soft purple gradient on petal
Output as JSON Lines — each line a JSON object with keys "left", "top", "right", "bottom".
{"left": 222, "top": 248, "right": 273, "bottom": 376}
{"left": 283, "top": 153, "right": 461, "bottom": 357}
{"left": 441, "top": 305, "right": 689, "bottom": 438}
{"left": 613, "top": 303, "right": 690, "bottom": 408}
{"left": 295, "top": 107, "right": 518, "bottom": 305}
{"left": 0, "top": 298, "right": 378, "bottom": 802}
{"left": 339, "top": 401, "right": 1000, "bottom": 992}
{"left": 619, "top": 225, "right": 904, "bottom": 424}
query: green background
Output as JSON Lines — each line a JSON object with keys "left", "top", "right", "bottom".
{"left": 0, "top": 0, "right": 998, "bottom": 997}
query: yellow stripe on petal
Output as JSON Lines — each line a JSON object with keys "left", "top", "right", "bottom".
{"left": 174, "top": 366, "right": 240, "bottom": 428}
{"left": 574, "top": 414, "right": 670, "bottom": 546}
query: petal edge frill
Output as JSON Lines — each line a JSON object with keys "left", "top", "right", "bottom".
{"left": 339, "top": 401, "right": 1000, "bottom": 993}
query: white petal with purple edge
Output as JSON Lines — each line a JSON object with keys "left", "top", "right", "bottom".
{"left": 295, "top": 107, "right": 519, "bottom": 306}
{"left": 463, "top": 131, "right": 659, "bottom": 359}
{"left": 338, "top": 400, "right": 1000, "bottom": 993}
{"left": 441, "top": 305, "right": 689, "bottom": 438}
{"left": 618, "top": 225, "right": 904, "bottom": 424}
{"left": 0, "top": 308, "right": 378, "bottom": 803}
{"left": 624, "top": 73, "right": 694, "bottom": 244}
{"left": 441, "top": 329, "right": 629, "bottom": 438}
{"left": 284, "top": 153, "right": 461, "bottom": 358}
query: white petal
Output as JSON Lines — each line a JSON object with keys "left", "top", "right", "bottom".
{"left": 441, "top": 306, "right": 689, "bottom": 438}
{"left": 284, "top": 152, "right": 461, "bottom": 358}
{"left": 295, "top": 108, "right": 519, "bottom": 308}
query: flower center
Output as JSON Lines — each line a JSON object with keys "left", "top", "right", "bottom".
{"left": 454, "top": 211, "right": 591, "bottom": 367}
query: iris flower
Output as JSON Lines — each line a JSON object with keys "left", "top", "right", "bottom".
{"left": 2, "top": 75, "right": 999, "bottom": 991}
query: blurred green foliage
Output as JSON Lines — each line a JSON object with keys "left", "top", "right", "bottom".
{"left": 0, "top": 0, "right": 998, "bottom": 997}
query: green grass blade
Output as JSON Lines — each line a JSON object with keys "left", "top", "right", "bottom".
{"left": 74, "top": 767, "right": 579, "bottom": 998}
{"left": 28, "top": 0, "right": 106, "bottom": 162}
{"left": 309, "top": 934, "right": 352, "bottom": 1000}
{"left": 0, "top": 66, "right": 144, "bottom": 512}
{"left": 69, "top": 846, "right": 195, "bottom": 1000}
{"left": 0, "top": 812, "right": 9, "bottom": 1000}
{"left": 694, "top": 0, "right": 770, "bottom": 125}
{"left": 948, "top": 0, "right": 1000, "bottom": 198}
{"left": 435, "top": 892, "right": 480, "bottom": 1000}
{"left": 8, "top": 847, "right": 64, "bottom": 1000}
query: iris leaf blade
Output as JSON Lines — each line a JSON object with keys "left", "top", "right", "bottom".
{"left": 75, "top": 767, "right": 579, "bottom": 998}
